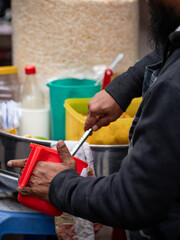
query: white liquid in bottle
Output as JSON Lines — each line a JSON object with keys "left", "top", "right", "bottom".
{"left": 18, "top": 65, "right": 50, "bottom": 139}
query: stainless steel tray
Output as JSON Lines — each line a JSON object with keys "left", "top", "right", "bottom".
{"left": 0, "top": 131, "right": 52, "bottom": 189}
{"left": 0, "top": 169, "right": 19, "bottom": 189}
{"left": 0, "top": 131, "right": 128, "bottom": 190}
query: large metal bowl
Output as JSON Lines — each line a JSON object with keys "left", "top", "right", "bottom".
{"left": 0, "top": 131, "right": 128, "bottom": 189}
{"left": 90, "top": 144, "right": 128, "bottom": 176}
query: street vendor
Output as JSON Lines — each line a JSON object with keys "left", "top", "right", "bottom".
{"left": 7, "top": 0, "right": 180, "bottom": 239}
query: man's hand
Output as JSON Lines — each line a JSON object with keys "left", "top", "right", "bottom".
{"left": 84, "top": 90, "right": 123, "bottom": 131}
{"left": 7, "top": 140, "right": 76, "bottom": 202}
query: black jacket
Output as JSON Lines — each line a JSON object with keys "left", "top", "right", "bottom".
{"left": 49, "top": 30, "right": 180, "bottom": 240}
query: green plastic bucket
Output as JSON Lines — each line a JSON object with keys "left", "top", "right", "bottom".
{"left": 47, "top": 78, "right": 101, "bottom": 140}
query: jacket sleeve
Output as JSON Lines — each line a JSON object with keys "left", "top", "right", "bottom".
{"left": 105, "top": 50, "right": 162, "bottom": 111}
{"left": 49, "top": 73, "right": 180, "bottom": 230}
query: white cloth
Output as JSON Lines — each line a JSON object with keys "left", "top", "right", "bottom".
{"left": 0, "top": 100, "right": 21, "bottom": 129}
{"left": 50, "top": 140, "right": 95, "bottom": 177}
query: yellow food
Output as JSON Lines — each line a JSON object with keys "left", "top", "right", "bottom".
{"left": 120, "top": 113, "right": 131, "bottom": 119}
{"left": 0, "top": 127, "right": 17, "bottom": 135}
{"left": 80, "top": 113, "right": 87, "bottom": 118}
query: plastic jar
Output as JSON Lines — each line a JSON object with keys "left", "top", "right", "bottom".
{"left": 0, "top": 66, "right": 19, "bottom": 101}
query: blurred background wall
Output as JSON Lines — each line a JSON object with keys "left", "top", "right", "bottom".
{"left": 0, "top": 0, "right": 151, "bottom": 70}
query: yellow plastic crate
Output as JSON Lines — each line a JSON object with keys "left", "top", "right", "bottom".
{"left": 64, "top": 97, "right": 142, "bottom": 145}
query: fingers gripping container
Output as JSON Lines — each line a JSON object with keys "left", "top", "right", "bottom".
{"left": 18, "top": 143, "right": 88, "bottom": 216}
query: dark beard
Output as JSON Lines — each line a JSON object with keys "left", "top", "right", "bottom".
{"left": 148, "top": 1, "right": 180, "bottom": 50}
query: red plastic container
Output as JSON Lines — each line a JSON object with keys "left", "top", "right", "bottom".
{"left": 18, "top": 143, "right": 88, "bottom": 216}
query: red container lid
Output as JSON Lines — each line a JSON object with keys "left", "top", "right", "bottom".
{"left": 25, "top": 65, "right": 36, "bottom": 74}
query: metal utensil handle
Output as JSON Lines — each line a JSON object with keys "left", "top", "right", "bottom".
{"left": 70, "top": 128, "right": 92, "bottom": 156}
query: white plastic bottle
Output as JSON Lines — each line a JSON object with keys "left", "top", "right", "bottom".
{"left": 18, "top": 65, "right": 50, "bottom": 139}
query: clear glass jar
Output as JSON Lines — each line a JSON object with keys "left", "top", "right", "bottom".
{"left": 0, "top": 66, "right": 20, "bottom": 130}
{"left": 0, "top": 66, "right": 19, "bottom": 101}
